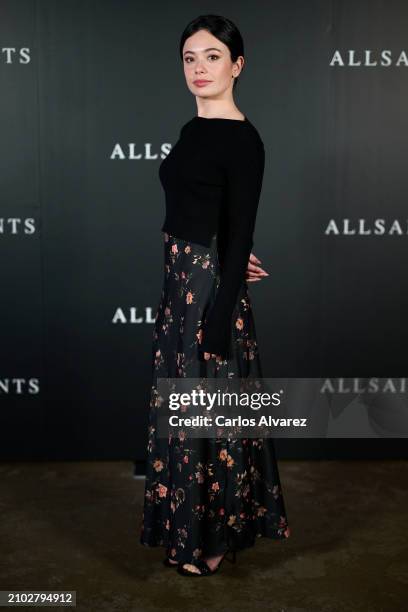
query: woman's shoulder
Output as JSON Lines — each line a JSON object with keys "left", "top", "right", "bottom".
{"left": 239, "top": 118, "right": 264, "bottom": 147}
{"left": 178, "top": 115, "right": 265, "bottom": 160}
{"left": 223, "top": 118, "right": 265, "bottom": 159}
{"left": 206, "top": 116, "right": 264, "bottom": 150}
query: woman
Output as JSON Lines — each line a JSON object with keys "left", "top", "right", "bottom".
{"left": 140, "top": 14, "right": 290, "bottom": 577}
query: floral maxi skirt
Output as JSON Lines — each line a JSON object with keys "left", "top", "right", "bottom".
{"left": 140, "top": 231, "right": 290, "bottom": 564}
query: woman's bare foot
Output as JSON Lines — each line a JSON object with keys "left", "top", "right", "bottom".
{"left": 202, "top": 553, "right": 224, "bottom": 571}
{"left": 181, "top": 552, "right": 225, "bottom": 574}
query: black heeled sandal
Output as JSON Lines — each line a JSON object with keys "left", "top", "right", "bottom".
{"left": 163, "top": 558, "right": 179, "bottom": 568}
{"left": 177, "top": 549, "right": 237, "bottom": 577}
{"left": 226, "top": 549, "right": 237, "bottom": 564}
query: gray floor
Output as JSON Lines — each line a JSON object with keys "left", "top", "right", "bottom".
{"left": 1, "top": 461, "right": 407, "bottom": 612}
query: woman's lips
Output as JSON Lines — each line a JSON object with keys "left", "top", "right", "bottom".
{"left": 193, "top": 80, "right": 212, "bottom": 87}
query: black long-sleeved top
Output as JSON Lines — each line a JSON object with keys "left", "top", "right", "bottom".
{"left": 159, "top": 115, "right": 265, "bottom": 359}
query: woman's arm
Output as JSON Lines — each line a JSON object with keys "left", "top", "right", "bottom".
{"left": 199, "top": 133, "right": 265, "bottom": 359}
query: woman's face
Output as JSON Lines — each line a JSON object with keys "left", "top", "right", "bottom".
{"left": 182, "top": 29, "right": 243, "bottom": 98}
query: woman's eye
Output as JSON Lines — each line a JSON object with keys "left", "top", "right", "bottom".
{"left": 184, "top": 55, "right": 219, "bottom": 63}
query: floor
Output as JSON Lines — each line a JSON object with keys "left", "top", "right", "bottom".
{"left": 0, "top": 460, "right": 407, "bottom": 612}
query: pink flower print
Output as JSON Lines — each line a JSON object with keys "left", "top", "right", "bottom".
{"left": 219, "top": 449, "right": 227, "bottom": 461}
{"left": 226, "top": 454, "right": 235, "bottom": 468}
{"left": 202, "top": 260, "right": 209, "bottom": 269}
{"left": 211, "top": 481, "right": 220, "bottom": 492}
{"left": 157, "top": 484, "right": 167, "bottom": 498}
{"left": 186, "top": 291, "right": 194, "bottom": 304}
{"left": 183, "top": 455, "right": 189, "bottom": 463}
{"left": 153, "top": 459, "right": 164, "bottom": 472}
{"left": 196, "top": 328, "right": 203, "bottom": 344}
{"left": 235, "top": 317, "right": 244, "bottom": 330}
{"left": 171, "top": 244, "right": 178, "bottom": 254}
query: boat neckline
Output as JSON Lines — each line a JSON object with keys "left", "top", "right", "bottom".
{"left": 193, "top": 115, "right": 248, "bottom": 123}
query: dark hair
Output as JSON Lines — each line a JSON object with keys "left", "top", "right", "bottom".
{"left": 179, "top": 15, "right": 244, "bottom": 90}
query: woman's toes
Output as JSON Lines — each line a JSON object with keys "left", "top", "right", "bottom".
{"left": 182, "top": 563, "right": 201, "bottom": 574}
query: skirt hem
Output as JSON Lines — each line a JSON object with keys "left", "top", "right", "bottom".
{"left": 140, "top": 527, "right": 291, "bottom": 563}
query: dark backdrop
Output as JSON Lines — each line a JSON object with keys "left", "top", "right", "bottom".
{"left": 1, "top": 0, "right": 407, "bottom": 460}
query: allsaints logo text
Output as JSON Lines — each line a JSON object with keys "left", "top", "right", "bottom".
{"left": 0, "top": 218, "right": 36, "bottom": 234}
{"left": 1, "top": 47, "right": 30, "bottom": 63}
{"left": 325, "top": 219, "right": 408, "bottom": 235}
{"left": 112, "top": 307, "right": 156, "bottom": 323}
{"left": 111, "top": 143, "right": 171, "bottom": 160}
{"left": 330, "top": 50, "right": 408, "bottom": 67}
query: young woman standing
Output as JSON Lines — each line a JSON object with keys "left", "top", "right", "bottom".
{"left": 140, "top": 14, "right": 290, "bottom": 577}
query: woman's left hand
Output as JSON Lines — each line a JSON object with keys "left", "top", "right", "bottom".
{"left": 246, "top": 252, "right": 269, "bottom": 282}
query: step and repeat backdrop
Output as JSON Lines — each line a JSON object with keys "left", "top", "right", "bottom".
{"left": 1, "top": 0, "right": 408, "bottom": 461}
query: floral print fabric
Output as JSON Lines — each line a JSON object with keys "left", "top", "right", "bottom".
{"left": 140, "top": 232, "right": 290, "bottom": 563}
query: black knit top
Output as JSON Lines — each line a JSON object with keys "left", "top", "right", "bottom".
{"left": 159, "top": 115, "right": 265, "bottom": 359}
